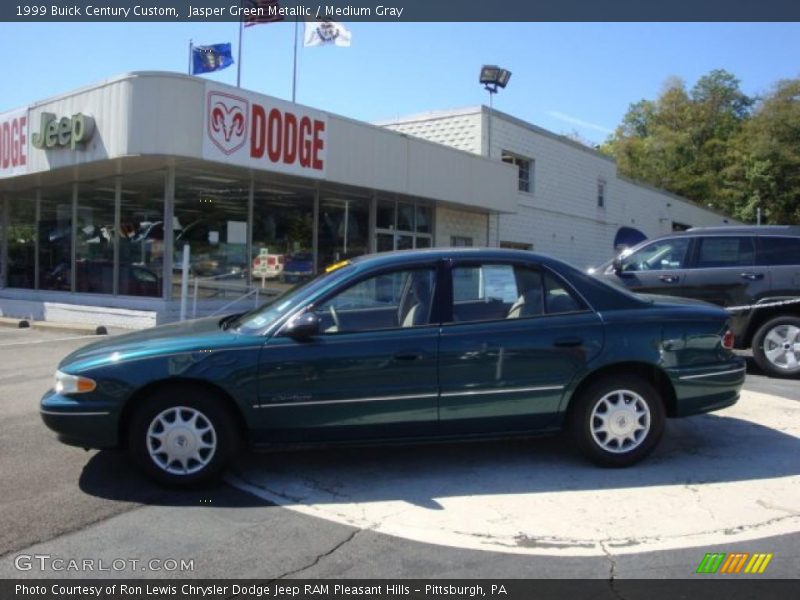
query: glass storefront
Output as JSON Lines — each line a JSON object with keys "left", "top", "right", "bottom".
{"left": 38, "top": 185, "right": 73, "bottom": 291}
{"left": 7, "top": 194, "right": 36, "bottom": 289}
{"left": 119, "top": 171, "right": 165, "bottom": 297}
{"left": 173, "top": 171, "right": 250, "bottom": 298}
{"left": 252, "top": 182, "right": 314, "bottom": 286}
{"left": 75, "top": 180, "right": 115, "bottom": 294}
{"left": 375, "top": 197, "right": 433, "bottom": 252}
{"left": 1, "top": 168, "right": 440, "bottom": 310}
{"left": 318, "top": 195, "right": 369, "bottom": 269}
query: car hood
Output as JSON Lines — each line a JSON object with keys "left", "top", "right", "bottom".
{"left": 59, "top": 315, "right": 258, "bottom": 371}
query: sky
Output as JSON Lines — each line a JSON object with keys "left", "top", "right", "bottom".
{"left": 2, "top": 21, "right": 799, "bottom": 145}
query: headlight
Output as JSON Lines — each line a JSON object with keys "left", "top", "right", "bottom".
{"left": 54, "top": 370, "right": 96, "bottom": 394}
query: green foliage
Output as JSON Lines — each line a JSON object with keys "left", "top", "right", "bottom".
{"left": 603, "top": 70, "right": 800, "bottom": 224}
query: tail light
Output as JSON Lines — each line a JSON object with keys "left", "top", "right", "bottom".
{"left": 253, "top": 258, "right": 261, "bottom": 267}
{"left": 267, "top": 257, "right": 277, "bottom": 266}
{"left": 722, "top": 329, "right": 735, "bottom": 350}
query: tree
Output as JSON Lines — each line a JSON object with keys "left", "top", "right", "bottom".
{"left": 723, "top": 78, "right": 800, "bottom": 223}
{"left": 602, "top": 69, "right": 762, "bottom": 218}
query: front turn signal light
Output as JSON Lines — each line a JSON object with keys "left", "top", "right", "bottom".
{"left": 54, "top": 370, "right": 97, "bottom": 395}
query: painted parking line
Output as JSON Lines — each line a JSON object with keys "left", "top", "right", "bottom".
{"left": 227, "top": 390, "right": 800, "bottom": 557}
{"left": 0, "top": 335, "right": 100, "bottom": 347}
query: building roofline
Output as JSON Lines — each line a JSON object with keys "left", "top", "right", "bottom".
{"left": 376, "top": 105, "right": 616, "bottom": 165}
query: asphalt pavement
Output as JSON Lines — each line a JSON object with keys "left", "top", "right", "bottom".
{"left": 0, "top": 327, "right": 797, "bottom": 580}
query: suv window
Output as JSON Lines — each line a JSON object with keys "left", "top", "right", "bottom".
{"left": 758, "top": 237, "right": 800, "bottom": 266}
{"left": 695, "top": 236, "right": 755, "bottom": 268}
{"left": 619, "top": 238, "right": 690, "bottom": 272}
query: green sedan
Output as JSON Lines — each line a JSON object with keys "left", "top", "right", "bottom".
{"left": 41, "top": 248, "right": 745, "bottom": 486}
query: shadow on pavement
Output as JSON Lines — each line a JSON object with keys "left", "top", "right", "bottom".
{"left": 78, "top": 451, "right": 272, "bottom": 507}
{"left": 80, "top": 411, "right": 799, "bottom": 509}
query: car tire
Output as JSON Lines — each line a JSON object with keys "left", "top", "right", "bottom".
{"left": 569, "top": 376, "right": 665, "bottom": 467}
{"left": 752, "top": 316, "right": 800, "bottom": 378}
{"left": 128, "top": 387, "right": 239, "bottom": 487}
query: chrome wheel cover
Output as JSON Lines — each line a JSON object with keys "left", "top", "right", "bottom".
{"left": 763, "top": 324, "right": 800, "bottom": 371}
{"left": 146, "top": 406, "right": 217, "bottom": 475}
{"left": 590, "top": 389, "right": 651, "bottom": 454}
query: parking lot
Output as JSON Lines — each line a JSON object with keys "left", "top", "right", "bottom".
{"left": 0, "top": 326, "right": 797, "bottom": 579}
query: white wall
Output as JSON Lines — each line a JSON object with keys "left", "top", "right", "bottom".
{"left": 383, "top": 107, "right": 739, "bottom": 269}
{"left": 435, "top": 206, "right": 489, "bottom": 247}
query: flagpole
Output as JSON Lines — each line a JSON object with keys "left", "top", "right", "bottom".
{"left": 237, "top": 19, "right": 243, "bottom": 87}
{"left": 188, "top": 39, "right": 193, "bottom": 75}
{"left": 292, "top": 17, "right": 298, "bottom": 102}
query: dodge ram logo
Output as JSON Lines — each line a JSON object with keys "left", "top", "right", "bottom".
{"left": 207, "top": 92, "right": 248, "bottom": 155}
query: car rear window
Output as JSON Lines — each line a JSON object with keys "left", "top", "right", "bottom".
{"left": 757, "top": 237, "right": 800, "bottom": 266}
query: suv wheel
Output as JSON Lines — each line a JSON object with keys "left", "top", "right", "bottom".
{"left": 752, "top": 316, "right": 800, "bottom": 377}
{"left": 569, "top": 376, "right": 665, "bottom": 467}
{"left": 129, "top": 388, "right": 239, "bottom": 486}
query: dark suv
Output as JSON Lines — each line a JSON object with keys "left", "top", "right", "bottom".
{"left": 593, "top": 226, "right": 800, "bottom": 377}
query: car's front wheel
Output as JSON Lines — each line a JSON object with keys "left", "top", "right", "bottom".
{"left": 752, "top": 316, "right": 800, "bottom": 378}
{"left": 569, "top": 376, "right": 665, "bottom": 467}
{"left": 128, "top": 388, "right": 238, "bottom": 486}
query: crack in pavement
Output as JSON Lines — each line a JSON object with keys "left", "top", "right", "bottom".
{"left": 220, "top": 530, "right": 361, "bottom": 600}
{"left": 600, "top": 541, "right": 626, "bottom": 600}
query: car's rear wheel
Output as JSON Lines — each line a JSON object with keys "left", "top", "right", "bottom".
{"left": 569, "top": 376, "right": 665, "bottom": 467}
{"left": 128, "top": 388, "right": 238, "bottom": 486}
{"left": 752, "top": 316, "right": 800, "bottom": 378}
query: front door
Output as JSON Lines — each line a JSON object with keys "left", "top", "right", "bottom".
{"left": 254, "top": 266, "right": 440, "bottom": 443}
{"left": 610, "top": 236, "right": 693, "bottom": 296}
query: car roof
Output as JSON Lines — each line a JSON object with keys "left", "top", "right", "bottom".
{"left": 683, "top": 225, "right": 800, "bottom": 236}
{"left": 349, "top": 247, "right": 556, "bottom": 267}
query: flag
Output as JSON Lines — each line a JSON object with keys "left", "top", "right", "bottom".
{"left": 243, "top": 0, "right": 283, "bottom": 27}
{"left": 304, "top": 20, "right": 352, "bottom": 47}
{"left": 192, "top": 43, "right": 234, "bottom": 75}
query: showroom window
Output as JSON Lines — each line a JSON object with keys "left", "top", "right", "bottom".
{"left": 173, "top": 171, "right": 250, "bottom": 298}
{"left": 75, "top": 180, "right": 116, "bottom": 295}
{"left": 38, "top": 184, "right": 74, "bottom": 291}
{"left": 375, "top": 198, "right": 433, "bottom": 252}
{"left": 7, "top": 194, "right": 36, "bottom": 289}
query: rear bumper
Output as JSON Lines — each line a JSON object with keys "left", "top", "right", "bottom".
{"left": 667, "top": 358, "right": 747, "bottom": 417}
{"left": 40, "top": 389, "right": 120, "bottom": 449}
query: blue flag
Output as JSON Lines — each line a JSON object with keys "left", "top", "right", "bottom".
{"left": 192, "top": 43, "right": 234, "bottom": 75}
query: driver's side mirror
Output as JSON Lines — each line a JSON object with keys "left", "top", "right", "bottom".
{"left": 612, "top": 257, "right": 624, "bottom": 274}
{"left": 280, "top": 312, "right": 320, "bottom": 339}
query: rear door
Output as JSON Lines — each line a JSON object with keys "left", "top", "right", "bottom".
{"left": 682, "top": 236, "right": 771, "bottom": 308}
{"left": 438, "top": 260, "right": 604, "bottom": 434}
{"left": 757, "top": 236, "right": 800, "bottom": 298}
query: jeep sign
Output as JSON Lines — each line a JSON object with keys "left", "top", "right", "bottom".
{"left": 31, "top": 112, "right": 95, "bottom": 151}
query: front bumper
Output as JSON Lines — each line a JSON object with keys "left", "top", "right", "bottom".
{"left": 667, "top": 357, "right": 747, "bottom": 417}
{"left": 40, "top": 389, "right": 120, "bottom": 449}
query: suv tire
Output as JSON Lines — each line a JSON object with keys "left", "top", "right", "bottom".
{"left": 752, "top": 316, "right": 800, "bottom": 378}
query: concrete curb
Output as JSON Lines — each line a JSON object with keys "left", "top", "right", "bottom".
{"left": 0, "top": 318, "right": 106, "bottom": 335}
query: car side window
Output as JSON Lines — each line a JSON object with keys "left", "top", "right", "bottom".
{"left": 757, "top": 237, "right": 800, "bottom": 266}
{"left": 543, "top": 271, "right": 586, "bottom": 314}
{"left": 695, "top": 236, "right": 755, "bottom": 268}
{"left": 620, "top": 238, "right": 690, "bottom": 272}
{"left": 451, "top": 263, "right": 548, "bottom": 323}
{"left": 315, "top": 268, "right": 436, "bottom": 333}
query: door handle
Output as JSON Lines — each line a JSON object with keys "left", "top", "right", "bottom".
{"left": 554, "top": 337, "right": 583, "bottom": 348}
{"left": 740, "top": 272, "right": 764, "bottom": 281}
{"left": 393, "top": 352, "right": 424, "bottom": 361}
{"left": 658, "top": 275, "right": 680, "bottom": 283}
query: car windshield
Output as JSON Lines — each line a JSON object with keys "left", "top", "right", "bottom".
{"left": 228, "top": 264, "right": 355, "bottom": 334}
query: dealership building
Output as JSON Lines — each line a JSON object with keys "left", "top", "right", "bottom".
{"left": 0, "top": 71, "right": 734, "bottom": 327}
